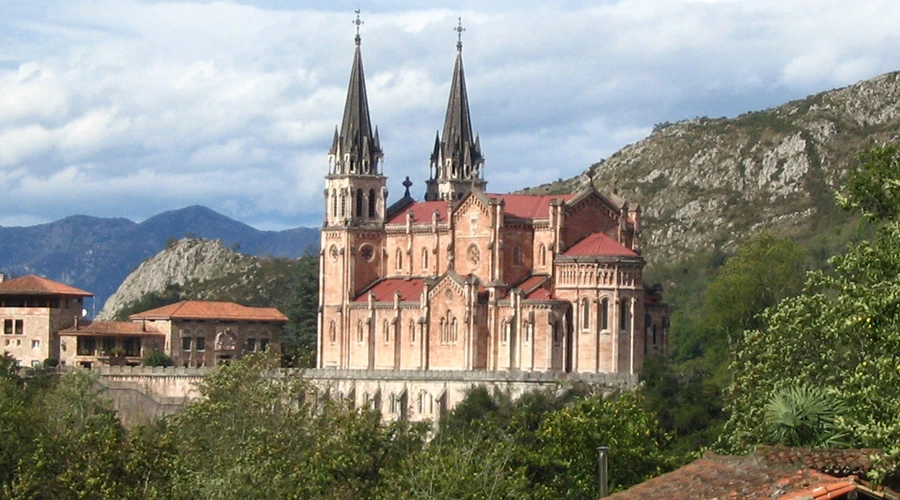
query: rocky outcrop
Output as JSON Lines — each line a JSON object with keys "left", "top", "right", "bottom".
{"left": 98, "top": 238, "right": 257, "bottom": 320}
{"left": 527, "top": 71, "right": 900, "bottom": 263}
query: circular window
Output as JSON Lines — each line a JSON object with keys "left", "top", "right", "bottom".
{"left": 359, "top": 244, "right": 374, "bottom": 262}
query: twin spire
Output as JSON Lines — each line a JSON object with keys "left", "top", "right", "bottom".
{"left": 329, "top": 10, "right": 383, "bottom": 176}
{"left": 332, "top": 14, "right": 484, "bottom": 202}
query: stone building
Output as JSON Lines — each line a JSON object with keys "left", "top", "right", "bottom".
{"left": 0, "top": 274, "right": 92, "bottom": 367}
{"left": 130, "top": 301, "right": 287, "bottom": 367}
{"left": 317, "top": 25, "right": 668, "bottom": 374}
{"left": 57, "top": 300, "right": 286, "bottom": 368}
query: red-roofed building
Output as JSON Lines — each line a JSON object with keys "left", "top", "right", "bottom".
{"left": 131, "top": 301, "right": 287, "bottom": 367}
{"left": 0, "top": 274, "right": 92, "bottom": 368}
{"left": 318, "top": 30, "right": 667, "bottom": 374}
{"left": 54, "top": 300, "right": 286, "bottom": 368}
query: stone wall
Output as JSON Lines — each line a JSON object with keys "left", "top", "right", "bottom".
{"left": 95, "top": 366, "right": 637, "bottom": 426}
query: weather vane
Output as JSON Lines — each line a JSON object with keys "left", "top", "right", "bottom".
{"left": 455, "top": 17, "right": 465, "bottom": 51}
{"left": 353, "top": 9, "right": 364, "bottom": 45}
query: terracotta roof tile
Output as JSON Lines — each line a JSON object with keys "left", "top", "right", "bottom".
{"left": 608, "top": 448, "right": 880, "bottom": 500}
{"left": 59, "top": 320, "right": 164, "bottom": 337}
{"left": 130, "top": 301, "right": 287, "bottom": 322}
{"left": 354, "top": 278, "right": 425, "bottom": 302}
{"left": 386, "top": 201, "right": 449, "bottom": 225}
{"left": 525, "top": 288, "right": 552, "bottom": 300}
{"left": 0, "top": 275, "right": 92, "bottom": 297}
{"left": 562, "top": 232, "right": 639, "bottom": 257}
{"left": 489, "top": 193, "right": 574, "bottom": 220}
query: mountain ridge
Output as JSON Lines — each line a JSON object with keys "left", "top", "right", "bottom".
{"left": 0, "top": 206, "right": 319, "bottom": 309}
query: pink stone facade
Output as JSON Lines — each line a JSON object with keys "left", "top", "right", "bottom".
{"left": 317, "top": 33, "right": 667, "bottom": 375}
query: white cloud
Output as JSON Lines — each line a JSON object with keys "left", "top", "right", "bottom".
{"left": 1, "top": 0, "right": 899, "bottom": 228}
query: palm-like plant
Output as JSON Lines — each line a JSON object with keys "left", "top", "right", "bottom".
{"left": 764, "top": 383, "right": 848, "bottom": 448}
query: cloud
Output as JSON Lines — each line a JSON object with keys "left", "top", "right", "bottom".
{"left": 1, "top": 0, "right": 900, "bottom": 229}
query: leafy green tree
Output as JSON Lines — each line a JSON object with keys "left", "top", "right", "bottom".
{"left": 279, "top": 255, "right": 319, "bottom": 366}
{"left": 719, "top": 144, "right": 900, "bottom": 480}
{"left": 143, "top": 349, "right": 174, "bottom": 367}
{"left": 531, "top": 392, "right": 672, "bottom": 498}
{"left": 764, "top": 383, "right": 847, "bottom": 447}
{"left": 703, "top": 231, "right": 807, "bottom": 338}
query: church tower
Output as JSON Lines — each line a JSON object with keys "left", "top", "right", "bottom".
{"left": 425, "top": 18, "right": 486, "bottom": 202}
{"left": 319, "top": 13, "right": 387, "bottom": 369}
{"left": 325, "top": 13, "right": 386, "bottom": 227}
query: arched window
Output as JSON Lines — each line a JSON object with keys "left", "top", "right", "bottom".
{"left": 422, "top": 247, "right": 429, "bottom": 271}
{"left": 329, "top": 320, "right": 336, "bottom": 344}
{"left": 600, "top": 298, "right": 609, "bottom": 331}
{"left": 552, "top": 321, "right": 561, "bottom": 344}
{"left": 331, "top": 189, "right": 337, "bottom": 219}
{"left": 357, "top": 321, "right": 364, "bottom": 343}
{"left": 395, "top": 248, "right": 403, "bottom": 270}
{"left": 340, "top": 192, "right": 347, "bottom": 218}
{"left": 409, "top": 319, "right": 416, "bottom": 344}
{"left": 581, "top": 298, "right": 590, "bottom": 331}
{"left": 355, "top": 189, "right": 363, "bottom": 217}
{"left": 440, "top": 318, "right": 446, "bottom": 343}
{"left": 450, "top": 318, "right": 458, "bottom": 343}
{"left": 513, "top": 245, "right": 523, "bottom": 266}
{"left": 369, "top": 189, "right": 377, "bottom": 218}
{"left": 620, "top": 299, "right": 629, "bottom": 331}
{"left": 383, "top": 319, "right": 390, "bottom": 343}
{"left": 539, "top": 244, "right": 547, "bottom": 267}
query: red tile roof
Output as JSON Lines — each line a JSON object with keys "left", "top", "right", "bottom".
{"left": 608, "top": 447, "right": 880, "bottom": 500}
{"left": 525, "top": 288, "right": 553, "bottom": 300}
{"left": 562, "top": 232, "right": 639, "bottom": 257}
{"left": 354, "top": 278, "right": 425, "bottom": 302}
{"left": 59, "top": 320, "right": 164, "bottom": 337}
{"left": 130, "top": 301, "right": 287, "bottom": 322}
{"left": 386, "top": 201, "right": 449, "bottom": 225}
{"left": 489, "top": 193, "right": 574, "bottom": 220}
{"left": 0, "top": 275, "right": 92, "bottom": 297}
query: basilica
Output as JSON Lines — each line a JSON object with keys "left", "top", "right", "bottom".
{"left": 317, "top": 23, "right": 667, "bottom": 374}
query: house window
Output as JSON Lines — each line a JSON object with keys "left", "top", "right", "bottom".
{"left": 620, "top": 299, "right": 629, "bottom": 331}
{"left": 539, "top": 244, "right": 547, "bottom": 267}
{"left": 102, "top": 337, "right": 115, "bottom": 353}
{"left": 196, "top": 337, "right": 206, "bottom": 351}
{"left": 260, "top": 339, "right": 269, "bottom": 351}
{"left": 246, "top": 338, "right": 257, "bottom": 352}
{"left": 14, "top": 320, "right": 23, "bottom": 335}
{"left": 357, "top": 321, "right": 364, "bottom": 343}
{"left": 123, "top": 338, "right": 140, "bottom": 357}
{"left": 439, "top": 318, "right": 446, "bottom": 344}
{"left": 600, "top": 298, "right": 609, "bottom": 331}
{"left": 368, "top": 189, "right": 377, "bottom": 218}
{"left": 513, "top": 245, "right": 523, "bottom": 266}
{"left": 3, "top": 320, "right": 11, "bottom": 335}
{"left": 77, "top": 337, "right": 95, "bottom": 356}
{"left": 450, "top": 318, "right": 458, "bottom": 343}
{"left": 383, "top": 319, "right": 390, "bottom": 343}
{"left": 31, "top": 340, "right": 40, "bottom": 349}
{"left": 182, "top": 337, "right": 192, "bottom": 351}
{"left": 581, "top": 298, "right": 590, "bottom": 331}
{"left": 422, "top": 247, "right": 429, "bottom": 271}
{"left": 409, "top": 320, "right": 416, "bottom": 344}
{"left": 395, "top": 249, "right": 403, "bottom": 270}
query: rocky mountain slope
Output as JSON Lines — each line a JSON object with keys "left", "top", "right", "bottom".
{"left": 0, "top": 206, "right": 318, "bottom": 307}
{"left": 527, "top": 71, "right": 900, "bottom": 263}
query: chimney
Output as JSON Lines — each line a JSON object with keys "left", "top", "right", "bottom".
{"left": 0, "top": 272, "right": 6, "bottom": 283}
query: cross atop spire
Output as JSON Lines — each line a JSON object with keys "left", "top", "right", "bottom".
{"left": 455, "top": 17, "right": 465, "bottom": 52}
{"left": 353, "top": 9, "right": 364, "bottom": 45}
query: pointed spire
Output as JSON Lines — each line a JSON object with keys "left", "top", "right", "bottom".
{"left": 332, "top": 10, "right": 383, "bottom": 176}
{"left": 425, "top": 17, "right": 486, "bottom": 201}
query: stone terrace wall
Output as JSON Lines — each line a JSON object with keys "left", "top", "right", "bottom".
{"left": 95, "top": 367, "right": 638, "bottom": 426}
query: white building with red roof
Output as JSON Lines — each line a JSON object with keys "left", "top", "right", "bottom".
{"left": 318, "top": 22, "right": 667, "bottom": 374}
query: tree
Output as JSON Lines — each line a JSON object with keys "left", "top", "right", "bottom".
{"left": 142, "top": 349, "right": 173, "bottom": 367}
{"left": 719, "top": 144, "right": 900, "bottom": 480}
{"left": 279, "top": 255, "right": 319, "bottom": 366}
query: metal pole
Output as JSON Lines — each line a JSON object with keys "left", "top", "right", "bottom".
{"left": 598, "top": 446, "right": 609, "bottom": 498}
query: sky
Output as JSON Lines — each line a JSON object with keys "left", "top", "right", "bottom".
{"left": 2, "top": 1, "right": 900, "bottom": 230}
